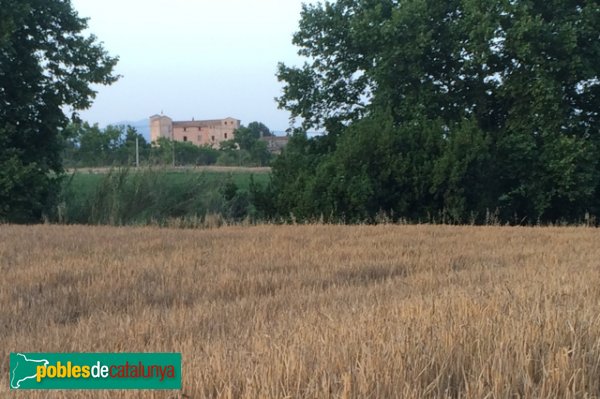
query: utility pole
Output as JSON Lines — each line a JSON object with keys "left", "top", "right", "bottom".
{"left": 171, "top": 127, "right": 175, "bottom": 167}
{"left": 135, "top": 136, "right": 139, "bottom": 168}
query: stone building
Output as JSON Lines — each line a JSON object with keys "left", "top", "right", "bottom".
{"left": 150, "top": 114, "right": 241, "bottom": 148}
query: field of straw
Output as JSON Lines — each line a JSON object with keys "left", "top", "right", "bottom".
{"left": 1, "top": 224, "right": 600, "bottom": 398}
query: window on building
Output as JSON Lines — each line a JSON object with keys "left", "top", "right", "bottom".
{"left": 198, "top": 127, "right": 201, "bottom": 131}
{"left": 183, "top": 127, "right": 187, "bottom": 132}
{"left": 211, "top": 135, "right": 215, "bottom": 141}
{"left": 183, "top": 136, "right": 187, "bottom": 142}
{"left": 224, "top": 133, "right": 228, "bottom": 139}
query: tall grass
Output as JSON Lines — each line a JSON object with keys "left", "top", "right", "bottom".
{"left": 1, "top": 224, "right": 599, "bottom": 398}
{"left": 58, "top": 168, "right": 253, "bottom": 226}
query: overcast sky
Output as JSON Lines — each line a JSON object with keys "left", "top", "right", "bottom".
{"left": 70, "top": 0, "right": 313, "bottom": 132}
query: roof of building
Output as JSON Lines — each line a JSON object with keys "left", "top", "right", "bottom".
{"left": 150, "top": 114, "right": 172, "bottom": 120}
{"left": 173, "top": 120, "right": 224, "bottom": 128}
{"left": 172, "top": 117, "right": 240, "bottom": 128}
{"left": 150, "top": 114, "right": 240, "bottom": 128}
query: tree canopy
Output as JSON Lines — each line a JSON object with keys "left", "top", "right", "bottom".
{"left": 272, "top": 0, "right": 600, "bottom": 224}
{"left": 0, "top": 0, "right": 119, "bottom": 222}
{"left": 216, "top": 122, "right": 273, "bottom": 167}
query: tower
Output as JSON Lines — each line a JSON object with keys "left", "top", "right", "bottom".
{"left": 149, "top": 114, "right": 173, "bottom": 144}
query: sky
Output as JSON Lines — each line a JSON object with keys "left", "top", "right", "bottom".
{"left": 70, "top": 0, "right": 314, "bottom": 132}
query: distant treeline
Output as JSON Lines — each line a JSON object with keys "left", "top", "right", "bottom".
{"left": 61, "top": 122, "right": 274, "bottom": 168}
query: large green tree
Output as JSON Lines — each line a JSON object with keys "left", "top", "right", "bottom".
{"left": 227, "top": 122, "right": 273, "bottom": 166}
{"left": 274, "top": 0, "right": 600, "bottom": 223}
{"left": 0, "top": 0, "right": 118, "bottom": 222}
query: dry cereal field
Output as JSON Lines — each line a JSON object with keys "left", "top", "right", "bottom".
{"left": 1, "top": 224, "right": 599, "bottom": 398}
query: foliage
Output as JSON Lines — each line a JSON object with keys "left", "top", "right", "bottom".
{"left": 272, "top": 0, "right": 600, "bottom": 224}
{"left": 248, "top": 121, "right": 273, "bottom": 137}
{"left": 62, "top": 121, "right": 274, "bottom": 168}
{"left": 62, "top": 125, "right": 222, "bottom": 167}
{"left": 221, "top": 121, "right": 274, "bottom": 166}
{"left": 268, "top": 132, "right": 318, "bottom": 220}
{"left": 216, "top": 140, "right": 251, "bottom": 166}
{"left": 248, "top": 140, "right": 271, "bottom": 167}
{"left": 0, "top": 0, "right": 118, "bottom": 222}
{"left": 62, "top": 123, "right": 149, "bottom": 167}
{"left": 58, "top": 169, "right": 260, "bottom": 225}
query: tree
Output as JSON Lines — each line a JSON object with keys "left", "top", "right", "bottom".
{"left": 274, "top": 0, "right": 600, "bottom": 223}
{"left": 61, "top": 124, "right": 149, "bottom": 167}
{"left": 217, "top": 139, "right": 245, "bottom": 166}
{"left": 230, "top": 122, "right": 273, "bottom": 166}
{"left": 249, "top": 140, "right": 271, "bottom": 167}
{"left": 60, "top": 122, "right": 86, "bottom": 167}
{"left": 247, "top": 121, "right": 273, "bottom": 137}
{"left": 150, "top": 137, "right": 175, "bottom": 165}
{"left": 0, "top": 0, "right": 118, "bottom": 222}
{"left": 196, "top": 145, "right": 219, "bottom": 166}
{"left": 268, "top": 129, "right": 337, "bottom": 220}
{"left": 77, "top": 123, "right": 107, "bottom": 166}
{"left": 233, "top": 126, "right": 259, "bottom": 151}
{"left": 120, "top": 126, "right": 149, "bottom": 166}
